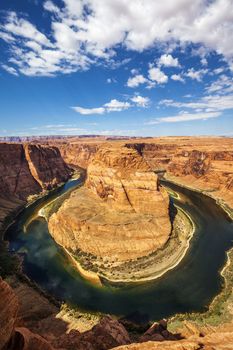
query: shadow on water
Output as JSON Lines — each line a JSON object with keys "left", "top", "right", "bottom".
{"left": 5, "top": 179, "right": 233, "bottom": 321}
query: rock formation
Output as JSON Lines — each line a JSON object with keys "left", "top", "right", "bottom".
{"left": 125, "top": 137, "right": 233, "bottom": 210}
{"left": 2, "top": 277, "right": 233, "bottom": 350}
{"left": 0, "top": 278, "right": 19, "bottom": 349}
{"left": 48, "top": 145, "right": 171, "bottom": 274}
{"left": 0, "top": 142, "right": 72, "bottom": 234}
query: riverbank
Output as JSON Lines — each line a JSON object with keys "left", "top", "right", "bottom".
{"left": 76, "top": 206, "right": 195, "bottom": 285}
{"left": 3, "top": 175, "right": 233, "bottom": 330}
{"left": 164, "top": 174, "right": 233, "bottom": 220}
{"left": 164, "top": 175, "right": 233, "bottom": 331}
{"left": 45, "top": 177, "right": 194, "bottom": 285}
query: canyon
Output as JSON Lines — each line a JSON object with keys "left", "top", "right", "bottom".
{"left": 49, "top": 136, "right": 233, "bottom": 211}
{"left": 0, "top": 136, "right": 233, "bottom": 350}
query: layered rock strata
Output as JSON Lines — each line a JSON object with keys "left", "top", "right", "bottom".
{"left": 48, "top": 145, "right": 172, "bottom": 280}
{"left": 0, "top": 143, "right": 72, "bottom": 234}
{"left": 126, "top": 137, "right": 233, "bottom": 210}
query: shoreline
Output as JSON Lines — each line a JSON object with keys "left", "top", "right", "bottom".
{"left": 96, "top": 205, "right": 195, "bottom": 284}
{"left": 3, "top": 174, "right": 233, "bottom": 327}
{"left": 164, "top": 175, "right": 233, "bottom": 329}
{"left": 163, "top": 174, "right": 233, "bottom": 220}
{"left": 60, "top": 203, "right": 195, "bottom": 286}
{"left": 63, "top": 247, "right": 103, "bottom": 287}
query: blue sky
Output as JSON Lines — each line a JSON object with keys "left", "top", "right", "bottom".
{"left": 0, "top": 0, "right": 233, "bottom": 137}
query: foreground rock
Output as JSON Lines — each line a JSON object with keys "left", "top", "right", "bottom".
{"left": 48, "top": 145, "right": 172, "bottom": 281}
{"left": 0, "top": 278, "right": 19, "bottom": 349}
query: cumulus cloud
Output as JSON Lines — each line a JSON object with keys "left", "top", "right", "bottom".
{"left": 185, "top": 68, "right": 208, "bottom": 82}
{"left": 148, "top": 67, "right": 168, "bottom": 84}
{"left": 0, "top": 0, "right": 233, "bottom": 76}
{"left": 131, "top": 95, "right": 150, "bottom": 107}
{"left": 171, "top": 74, "right": 185, "bottom": 83}
{"left": 127, "top": 74, "right": 148, "bottom": 88}
{"left": 158, "top": 54, "right": 180, "bottom": 67}
{"left": 104, "top": 99, "right": 131, "bottom": 112}
{"left": 72, "top": 96, "right": 151, "bottom": 115}
{"left": 72, "top": 99, "right": 130, "bottom": 114}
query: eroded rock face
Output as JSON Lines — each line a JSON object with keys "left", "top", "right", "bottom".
{"left": 48, "top": 145, "right": 171, "bottom": 265}
{"left": 0, "top": 142, "right": 72, "bottom": 233}
{"left": 86, "top": 146, "right": 170, "bottom": 216}
{"left": 24, "top": 144, "right": 71, "bottom": 190}
{"left": 52, "top": 316, "right": 131, "bottom": 350}
{"left": 126, "top": 137, "right": 233, "bottom": 210}
{"left": 0, "top": 278, "right": 19, "bottom": 350}
{"left": 9, "top": 327, "right": 54, "bottom": 350}
{"left": 58, "top": 142, "right": 100, "bottom": 168}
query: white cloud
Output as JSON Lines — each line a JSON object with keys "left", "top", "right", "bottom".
{"left": 159, "top": 93, "right": 233, "bottom": 111}
{"left": 205, "top": 74, "right": 233, "bottom": 94}
{"left": 0, "top": 31, "right": 15, "bottom": 42}
{"left": 72, "top": 95, "right": 151, "bottom": 115}
{"left": 1, "top": 1, "right": 233, "bottom": 76}
{"left": 201, "top": 57, "right": 208, "bottom": 66}
{"left": 148, "top": 111, "right": 221, "bottom": 124}
{"left": 131, "top": 68, "right": 139, "bottom": 75}
{"left": 148, "top": 67, "right": 168, "bottom": 84}
{"left": 3, "top": 12, "right": 52, "bottom": 47}
{"left": 158, "top": 54, "right": 180, "bottom": 67}
{"left": 131, "top": 95, "right": 150, "bottom": 107}
{"left": 127, "top": 74, "right": 147, "bottom": 88}
{"left": 213, "top": 67, "right": 225, "bottom": 75}
{"left": 43, "top": 1, "right": 60, "bottom": 13}
{"left": 104, "top": 99, "right": 131, "bottom": 112}
{"left": 185, "top": 68, "right": 208, "bottom": 82}
{"left": 171, "top": 74, "right": 185, "bottom": 83}
{"left": 1, "top": 64, "right": 18, "bottom": 76}
{"left": 71, "top": 106, "right": 105, "bottom": 115}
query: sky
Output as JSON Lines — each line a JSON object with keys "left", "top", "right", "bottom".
{"left": 0, "top": 0, "right": 233, "bottom": 137}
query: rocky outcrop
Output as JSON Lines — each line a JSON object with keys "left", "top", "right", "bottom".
{"left": 52, "top": 316, "right": 131, "bottom": 350}
{"left": 48, "top": 145, "right": 172, "bottom": 278}
{"left": 126, "top": 137, "right": 233, "bottom": 210}
{"left": 0, "top": 143, "right": 72, "bottom": 234}
{"left": 0, "top": 278, "right": 19, "bottom": 349}
{"left": 86, "top": 146, "right": 170, "bottom": 216}
{"left": 58, "top": 142, "right": 100, "bottom": 168}
{"left": 9, "top": 327, "right": 54, "bottom": 350}
{"left": 24, "top": 144, "right": 71, "bottom": 190}
{"left": 113, "top": 321, "right": 233, "bottom": 350}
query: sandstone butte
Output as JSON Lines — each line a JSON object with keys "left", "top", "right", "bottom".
{"left": 48, "top": 145, "right": 172, "bottom": 270}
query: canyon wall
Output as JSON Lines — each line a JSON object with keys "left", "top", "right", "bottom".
{"left": 126, "top": 137, "right": 233, "bottom": 210}
{"left": 58, "top": 142, "right": 101, "bottom": 168}
{"left": 0, "top": 143, "right": 72, "bottom": 233}
{"left": 2, "top": 276, "right": 233, "bottom": 350}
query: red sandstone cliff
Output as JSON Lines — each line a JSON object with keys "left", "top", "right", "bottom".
{"left": 125, "top": 137, "right": 233, "bottom": 210}
{"left": 0, "top": 143, "right": 72, "bottom": 233}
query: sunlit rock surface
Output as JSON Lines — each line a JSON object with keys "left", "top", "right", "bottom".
{"left": 49, "top": 145, "right": 171, "bottom": 264}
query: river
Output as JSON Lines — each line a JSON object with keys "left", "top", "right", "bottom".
{"left": 5, "top": 178, "right": 233, "bottom": 321}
